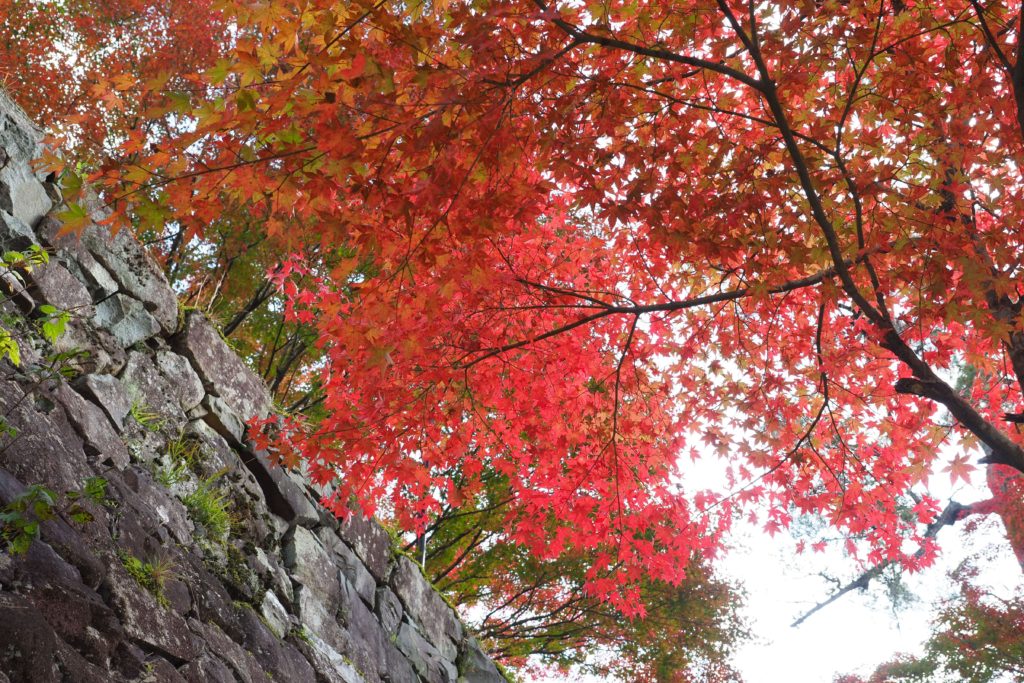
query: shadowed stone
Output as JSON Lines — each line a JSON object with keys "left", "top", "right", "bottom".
{"left": 54, "top": 318, "right": 128, "bottom": 375}
{"left": 457, "top": 638, "right": 506, "bottom": 683}
{"left": 0, "top": 208, "right": 36, "bottom": 248}
{"left": 25, "top": 258, "right": 93, "bottom": 315}
{"left": 78, "top": 220, "right": 178, "bottom": 333}
{"left": 235, "top": 604, "right": 317, "bottom": 682}
{"left": 105, "top": 562, "right": 202, "bottom": 663}
{"left": 396, "top": 621, "right": 457, "bottom": 683}
{"left": 187, "top": 619, "right": 268, "bottom": 683}
{"left": 180, "top": 655, "right": 236, "bottom": 683}
{"left": 237, "top": 444, "right": 319, "bottom": 526}
{"left": 375, "top": 587, "right": 403, "bottom": 637}
{"left": 0, "top": 378, "right": 92, "bottom": 493}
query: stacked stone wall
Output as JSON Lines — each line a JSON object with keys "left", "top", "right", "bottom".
{"left": 0, "top": 90, "right": 504, "bottom": 683}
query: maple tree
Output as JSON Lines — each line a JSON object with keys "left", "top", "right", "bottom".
{"left": 9, "top": 0, "right": 1024, "bottom": 674}
{"left": 405, "top": 466, "right": 745, "bottom": 679}
{"left": 836, "top": 544, "right": 1024, "bottom": 683}
{"left": 0, "top": 0, "right": 226, "bottom": 164}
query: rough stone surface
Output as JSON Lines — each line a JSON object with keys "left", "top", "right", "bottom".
{"left": 74, "top": 373, "right": 131, "bottom": 430}
{"left": 339, "top": 508, "right": 395, "bottom": 583}
{"left": 54, "top": 318, "right": 127, "bottom": 375}
{"left": 202, "top": 393, "right": 245, "bottom": 443}
{"left": 106, "top": 564, "right": 203, "bottom": 662}
{"left": 0, "top": 90, "right": 51, "bottom": 226}
{"left": 457, "top": 638, "right": 506, "bottom": 683}
{"left": 177, "top": 310, "right": 271, "bottom": 422}
{"left": 331, "top": 529, "right": 378, "bottom": 607}
{"left": 26, "top": 258, "right": 94, "bottom": 315}
{"left": 155, "top": 349, "right": 205, "bottom": 411}
{"left": 376, "top": 586, "right": 404, "bottom": 637}
{"left": 299, "top": 630, "right": 369, "bottom": 683}
{"left": 38, "top": 217, "right": 120, "bottom": 300}
{"left": 0, "top": 208, "right": 37, "bottom": 247}
{"left": 397, "top": 621, "right": 458, "bottom": 683}
{"left": 392, "top": 556, "right": 464, "bottom": 661}
{"left": 0, "top": 91, "right": 506, "bottom": 683}
{"left": 287, "top": 526, "right": 343, "bottom": 613}
{"left": 239, "top": 444, "right": 320, "bottom": 526}
{"left": 260, "top": 590, "right": 290, "bottom": 639}
{"left": 93, "top": 293, "right": 161, "bottom": 347}
{"left": 55, "top": 383, "right": 130, "bottom": 469}
{"left": 119, "top": 350, "right": 185, "bottom": 420}
{"left": 79, "top": 222, "right": 179, "bottom": 333}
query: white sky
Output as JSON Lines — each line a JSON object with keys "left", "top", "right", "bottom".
{"left": 727, "top": 476, "right": 1022, "bottom": 683}
{"left": 531, "top": 439, "right": 1023, "bottom": 682}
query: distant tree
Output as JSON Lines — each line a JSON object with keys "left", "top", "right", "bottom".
{"left": 835, "top": 556, "right": 1024, "bottom": 683}
{"left": 412, "top": 467, "right": 746, "bottom": 679}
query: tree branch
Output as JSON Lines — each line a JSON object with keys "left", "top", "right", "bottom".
{"left": 791, "top": 498, "right": 966, "bottom": 627}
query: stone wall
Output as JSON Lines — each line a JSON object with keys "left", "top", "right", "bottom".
{"left": 0, "top": 91, "right": 505, "bottom": 683}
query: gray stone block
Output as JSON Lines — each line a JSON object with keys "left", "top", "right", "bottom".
{"left": 396, "top": 621, "right": 457, "bottom": 683}
{"left": 117, "top": 350, "right": 194, "bottom": 437}
{"left": 155, "top": 349, "right": 205, "bottom": 411}
{"left": 106, "top": 562, "right": 203, "bottom": 662}
{"left": 180, "top": 654, "right": 237, "bottom": 683}
{"left": 93, "top": 293, "right": 160, "bottom": 347}
{"left": 176, "top": 310, "right": 270, "bottom": 422}
{"left": 238, "top": 444, "right": 319, "bottom": 526}
{"left": 74, "top": 373, "right": 131, "bottom": 431}
{"left": 322, "top": 528, "right": 377, "bottom": 608}
{"left": 457, "top": 638, "right": 507, "bottom": 683}
{"left": 235, "top": 603, "right": 318, "bottom": 682}
{"left": 187, "top": 618, "right": 269, "bottom": 683}
{"left": 338, "top": 508, "right": 394, "bottom": 584}
{"left": 25, "top": 258, "right": 93, "bottom": 315}
{"left": 55, "top": 383, "right": 129, "bottom": 469}
{"left": 297, "top": 630, "right": 369, "bottom": 683}
{"left": 286, "top": 526, "right": 344, "bottom": 614}
{"left": 0, "top": 91, "right": 51, "bottom": 227}
{"left": 54, "top": 318, "right": 128, "bottom": 375}
{"left": 260, "top": 590, "right": 290, "bottom": 639}
{"left": 0, "top": 378, "right": 92, "bottom": 493}
{"left": 79, "top": 221, "right": 178, "bottom": 333}
{"left": 202, "top": 393, "right": 245, "bottom": 443}
{"left": 391, "top": 556, "right": 463, "bottom": 661}
{"left": 0, "top": 208, "right": 36, "bottom": 247}
{"left": 375, "top": 586, "right": 403, "bottom": 637}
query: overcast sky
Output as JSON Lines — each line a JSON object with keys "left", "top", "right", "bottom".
{"left": 532, "top": 438, "right": 1023, "bottom": 682}
{"left": 723, "top": 453, "right": 1021, "bottom": 682}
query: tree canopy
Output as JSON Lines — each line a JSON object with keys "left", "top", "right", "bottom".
{"left": 6, "top": 0, "right": 1024, "bottom": 677}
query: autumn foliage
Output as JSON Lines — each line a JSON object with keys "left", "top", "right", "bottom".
{"left": 8, "top": 0, "right": 1024, "bottom": 675}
